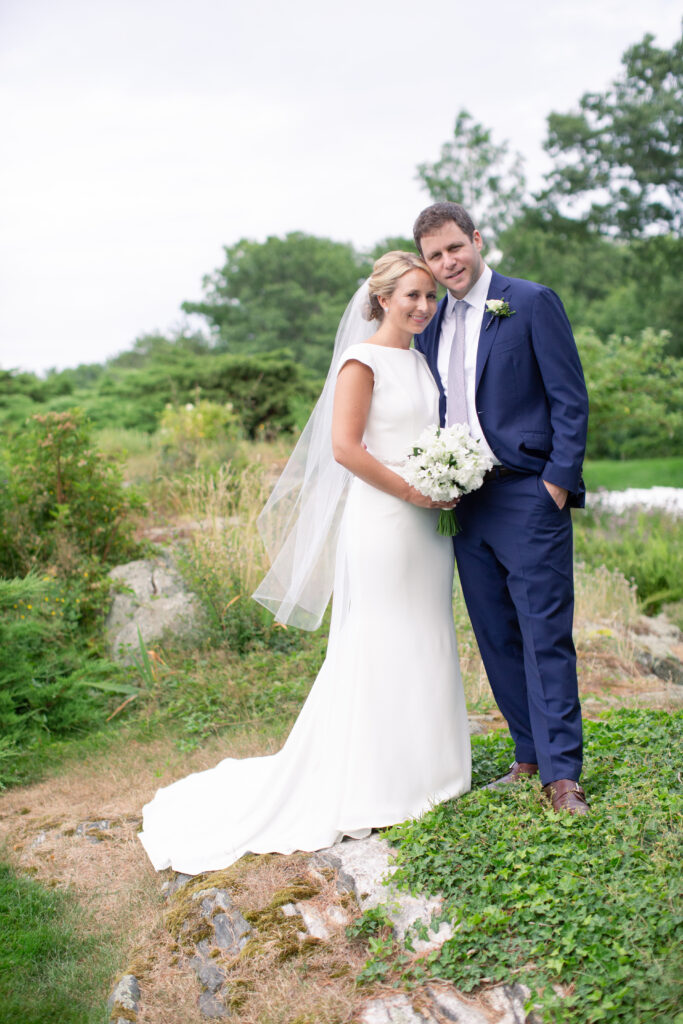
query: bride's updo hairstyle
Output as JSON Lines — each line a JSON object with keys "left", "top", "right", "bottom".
{"left": 365, "top": 251, "right": 435, "bottom": 322}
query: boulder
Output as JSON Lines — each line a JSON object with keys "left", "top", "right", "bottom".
{"left": 106, "top": 552, "right": 200, "bottom": 663}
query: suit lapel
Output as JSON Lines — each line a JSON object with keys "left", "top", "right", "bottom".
{"left": 475, "top": 271, "right": 512, "bottom": 388}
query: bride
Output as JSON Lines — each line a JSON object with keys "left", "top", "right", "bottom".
{"left": 139, "top": 252, "right": 471, "bottom": 875}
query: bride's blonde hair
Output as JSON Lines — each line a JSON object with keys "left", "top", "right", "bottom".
{"left": 366, "top": 251, "right": 435, "bottom": 322}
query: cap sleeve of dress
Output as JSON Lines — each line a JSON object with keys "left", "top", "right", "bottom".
{"left": 336, "top": 343, "right": 377, "bottom": 379}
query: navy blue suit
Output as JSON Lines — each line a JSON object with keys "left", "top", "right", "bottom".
{"left": 415, "top": 270, "right": 589, "bottom": 785}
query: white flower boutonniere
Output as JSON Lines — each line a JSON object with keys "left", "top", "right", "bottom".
{"left": 485, "top": 298, "right": 516, "bottom": 330}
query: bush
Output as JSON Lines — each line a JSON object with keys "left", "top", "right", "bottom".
{"left": 577, "top": 327, "right": 683, "bottom": 459}
{"left": 573, "top": 507, "right": 683, "bottom": 613}
{"left": 158, "top": 399, "right": 241, "bottom": 473}
{"left": 0, "top": 409, "right": 143, "bottom": 577}
{"left": 0, "top": 575, "right": 136, "bottom": 786}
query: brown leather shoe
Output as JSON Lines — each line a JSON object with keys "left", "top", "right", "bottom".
{"left": 542, "top": 779, "right": 590, "bottom": 816}
{"left": 486, "top": 761, "right": 539, "bottom": 790}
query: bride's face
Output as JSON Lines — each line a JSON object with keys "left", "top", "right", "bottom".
{"left": 383, "top": 269, "right": 438, "bottom": 335}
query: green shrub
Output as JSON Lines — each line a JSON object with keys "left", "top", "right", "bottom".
{"left": 0, "top": 575, "right": 137, "bottom": 786}
{"left": 578, "top": 327, "right": 683, "bottom": 459}
{"left": 157, "top": 398, "right": 240, "bottom": 473}
{"left": 0, "top": 409, "right": 143, "bottom": 577}
{"left": 573, "top": 507, "right": 683, "bottom": 612}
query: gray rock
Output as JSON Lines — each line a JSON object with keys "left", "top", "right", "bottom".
{"left": 316, "top": 835, "right": 453, "bottom": 953}
{"left": 636, "top": 650, "right": 683, "bottom": 685}
{"left": 190, "top": 956, "right": 225, "bottom": 993}
{"left": 212, "top": 910, "right": 251, "bottom": 953}
{"left": 198, "top": 990, "right": 230, "bottom": 1018}
{"left": 360, "top": 994, "right": 428, "bottom": 1023}
{"left": 282, "top": 899, "right": 349, "bottom": 940}
{"left": 482, "top": 983, "right": 535, "bottom": 1024}
{"left": 76, "top": 819, "right": 111, "bottom": 843}
{"left": 107, "top": 974, "right": 141, "bottom": 1018}
{"left": 652, "top": 656, "right": 683, "bottom": 685}
{"left": 163, "top": 872, "right": 193, "bottom": 898}
{"left": 426, "top": 984, "right": 489, "bottom": 1023}
{"left": 191, "top": 886, "right": 252, "bottom": 954}
{"left": 106, "top": 553, "right": 200, "bottom": 663}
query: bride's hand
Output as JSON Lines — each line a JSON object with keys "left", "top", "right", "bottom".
{"left": 404, "top": 486, "right": 459, "bottom": 509}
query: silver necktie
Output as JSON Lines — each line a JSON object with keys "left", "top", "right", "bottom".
{"left": 447, "top": 300, "right": 469, "bottom": 426}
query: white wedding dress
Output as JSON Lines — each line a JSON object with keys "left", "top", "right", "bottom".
{"left": 139, "top": 343, "right": 471, "bottom": 874}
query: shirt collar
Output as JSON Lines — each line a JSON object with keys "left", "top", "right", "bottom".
{"left": 445, "top": 264, "right": 492, "bottom": 318}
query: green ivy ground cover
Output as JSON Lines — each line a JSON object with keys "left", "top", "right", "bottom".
{"left": 374, "top": 710, "right": 682, "bottom": 1023}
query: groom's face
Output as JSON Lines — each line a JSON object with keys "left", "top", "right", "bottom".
{"left": 419, "top": 222, "right": 484, "bottom": 300}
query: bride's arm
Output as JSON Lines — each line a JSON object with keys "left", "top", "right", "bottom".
{"left": 332, "top": 360, "right": 451, "bottom": 509}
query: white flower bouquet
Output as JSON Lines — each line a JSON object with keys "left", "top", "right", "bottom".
{"left": 402, "top": 423, "right": 495, "bottom": 535}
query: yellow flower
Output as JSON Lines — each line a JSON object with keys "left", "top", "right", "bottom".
{"left": 27, "top": 604, "right": 33, "bottom": 609}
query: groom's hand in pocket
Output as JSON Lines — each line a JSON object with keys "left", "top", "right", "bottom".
{"left": 543, "top": 480, "right": 568, "bottom": 509}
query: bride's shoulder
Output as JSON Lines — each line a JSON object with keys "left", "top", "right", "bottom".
{"left": 337, "top": 342, "right": 378, "bottom": 370}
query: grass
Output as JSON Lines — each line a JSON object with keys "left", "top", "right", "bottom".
{"left": 0, "top": 861, "right": 115, "bottom": 1024}
{"left": 583, "top": 456, "right": 683, "bottom": 491}
{"left": 355, "top": 709, "right": 683, "bottom": 1024}
{"left": 573, "top": 507, "right": 683, "bottom": 613}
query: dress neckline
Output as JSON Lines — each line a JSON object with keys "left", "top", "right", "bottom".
{"left": 357, "top": 342, "right": 415, "bottom": 352}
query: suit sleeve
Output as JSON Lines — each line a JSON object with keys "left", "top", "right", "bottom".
{"left": 530, "top": 288, "right": 589, "bottom": 494}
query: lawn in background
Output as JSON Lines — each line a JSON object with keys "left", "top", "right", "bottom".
{"left": 583, "top": 457, "right": 683, "bottom": 491}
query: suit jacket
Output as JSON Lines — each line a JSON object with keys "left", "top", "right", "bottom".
{"left": 414, "top": 269, "right": 589, "bottom": 507}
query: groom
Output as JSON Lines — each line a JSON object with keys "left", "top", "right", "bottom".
{"left": 413, "top": 202, "right": 590, "bottom": 815}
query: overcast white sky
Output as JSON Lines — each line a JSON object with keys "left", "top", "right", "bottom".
{"left": 1, "top": 0, "right": 680, "bottom": 375}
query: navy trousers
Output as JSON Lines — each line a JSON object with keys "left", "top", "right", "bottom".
{"left": 454, "top": 471, "right": 582, "bottom": 785}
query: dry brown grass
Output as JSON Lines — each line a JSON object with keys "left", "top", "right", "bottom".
{"left": 0, "top": 725, "right": 298, "bottom": 1024}
{"left": 182, "top": 461, "right": 273, "bottom": 597}
{"left": 161, "top": 853, "right": 371, "bottom": 1024}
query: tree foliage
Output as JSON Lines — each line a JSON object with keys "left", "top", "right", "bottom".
{"left": 497, "top": 210, "right": 683, "bottom": 355}
{"left": 182, "top": 232, "right": 369, "bottom": 374}
{"left": 415, "top": 109, "right": 527, "bottom": 247}
{"left": 576, "top": 327, "right": 683, "bottom": 459}
{"left": 543, "top": 27, "right": 683, "bottom": 237}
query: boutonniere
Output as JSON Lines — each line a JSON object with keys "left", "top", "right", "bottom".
{"left": 485, "top": 298, "right": 516, "bottom": 330}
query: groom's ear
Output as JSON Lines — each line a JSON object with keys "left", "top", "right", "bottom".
{"left": 473, "top": 230, "right": 483, "bottom": 251}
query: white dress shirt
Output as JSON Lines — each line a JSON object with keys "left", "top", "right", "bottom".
{"left": 437, "top": 265, "right": 498, "bottom": 465}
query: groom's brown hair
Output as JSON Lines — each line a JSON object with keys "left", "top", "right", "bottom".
{"left": 413, "top": 202, "right": 477, "bottom": 253}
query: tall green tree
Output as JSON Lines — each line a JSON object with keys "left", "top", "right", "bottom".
{"left": 415, "top": 109, "right": 527, "bottom": 248}
{"left": 543, "top": 27, "right": 683, "bottom": 237}
{"left": 182, "top": 233, "right": 369, "bottom": 374}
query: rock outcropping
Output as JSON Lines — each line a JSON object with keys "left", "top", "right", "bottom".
{"left": 106, "top": 552, "right": 200, "bottom": 663}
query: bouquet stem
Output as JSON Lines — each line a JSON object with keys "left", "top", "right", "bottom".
{"left": 437, "top": 509, "right": 460, "bottom": 537}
